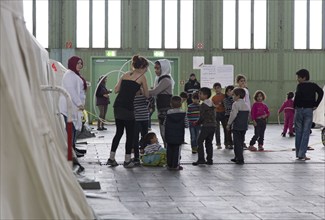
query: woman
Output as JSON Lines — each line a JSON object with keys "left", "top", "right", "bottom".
{"left": 149, "top": 59, "right": 174, "bottom": 146}
{"left": 96, "top": 76, "right": 110, "bottom": 131}
{"left": 106, "top": 55, "right": 149, "bottom": 168}
{"left": 59, "top": 56, "right": 87, "bottom": 162}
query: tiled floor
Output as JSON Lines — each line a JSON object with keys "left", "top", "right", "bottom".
{"left": 79, "top": 124, "right": 325, "bottom": 220}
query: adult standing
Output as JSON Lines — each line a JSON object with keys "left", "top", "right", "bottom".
{"left": 149, "top": 59, "right": 174, "bottom": 146}
{"left": 294, "top": 69, "right": 323, "bottom": 160}
{"left": 96, "top": 76, "right": 110, "bottom": 131}
{"left": 184, "top": 73, "right": 200, "bottom": 105}
{"left": 59, "top": 56, "right": 87, "bottom": 163}
{"left": 106, "top": 55, "right": 149, "bottom": 168}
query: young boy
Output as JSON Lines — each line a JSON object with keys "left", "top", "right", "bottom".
{"left": 133, "top": 89, "right": 150, "bottom": 165}
{"left": 164, "top": 96, "right": 189, "bottom": 170}
{"left": 192, "top": 87, "right": 216, "bottom": 166}
{"left": 187, "top": 92, "right": 201, "bottom": 154}
{"left": 294, "top": 69, "right": 323, "bottom": 161}
{"left": 226, "top": 88, "right": 250, "bottom": 165}
{"left": 212, "top": 82, "right": 227, "bottom": 149}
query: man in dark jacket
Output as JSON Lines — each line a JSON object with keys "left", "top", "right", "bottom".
{"left": 184, "top": 73, "right": 200, "bottom": 105}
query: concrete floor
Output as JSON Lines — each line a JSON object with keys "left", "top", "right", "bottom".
{"left": 78, "top": 124, "right": 325, "bottom": 220}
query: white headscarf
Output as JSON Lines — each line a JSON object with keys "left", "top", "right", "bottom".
{"left": 154, "top": 59, "right": 175, "bottom": 89}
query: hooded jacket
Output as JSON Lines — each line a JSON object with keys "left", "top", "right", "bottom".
{"left": 164, "top": 108, "right": 189, "bottom": 145}
{"left": 149, "top": 59, "right": 174, "bottom": 111}
{"left": 184, "top": 78, "right": 200, "bottom": 105}
{"left": 198, "top": 99, "right": 216, "bottom": 127}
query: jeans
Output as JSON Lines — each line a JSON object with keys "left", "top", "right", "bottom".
{"left": 294, "top": 108, "right": 313, "bottom": 158}
{"left": 134, "top": 120, "right": 149, "bottom": 160}
{"left": 197, "top": 126, "right": 215, "bottom": 163}
{"left": 233, "top": 130, "right": 246, "bottom": 162}
{"left": 97, "top": 105, "right": 108, "bottom": 129}
{"left": 189, "top": 125, "right": 201, "bottom": 148}
{"left": 249, "top": 119, "right": 266, "bottom": 146}
{"left": 215, "top": 112, "right": 227, "bottom": 145}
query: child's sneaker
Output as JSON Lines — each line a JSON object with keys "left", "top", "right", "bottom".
{"left": 216, "top": 144, "right": 222, "bottom": 149}
{"left": 281, "top": 132, "right": 286, "bottom": 137}
{"left": 131, "top": 158, "right": 141, "bottom": 166}
{"left": 106, "top": 159, "right": 119, "bottom": 167}
{"left": 258, "top": 145, "right": 264, "bottom": 151}
{"left": 123, "top": 160, "right": 135, "bottom": 168}
{"left": 192, "top": 147, "right": 198, "bottom": 154}
{"left": 289, "top": 133, "right": 295, "bottom": 137}
{"left": 248, "top": 145, "right": 257, "bottom": 151}
{"left": 228, "top": 145, "right": 234, "bottom": 150}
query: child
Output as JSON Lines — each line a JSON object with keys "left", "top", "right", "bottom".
{"left": 211, "top": 82, "right": 227, "bottom": 149}
{"left": 192, "top": 87, "right": 216, "bottom": 166}
{"left": 187, "top": 92, "right": 201, "bottom": 154}
{"left": 236, "top": 74, "right": 251, "bottom": 110}
{"left": 164, "top": 96, "right": 189, "bottom": 170}
{"left": 278, "top": 92, "right": 295, "bottom": 137}
{"left": 141, "top": 132, "right": 166, "bottom": 166}
{"left": 133, "top": 89, "right": 150, "bottom": 165}
{"left": 223, "top": 85, "right": 235, "bottom": 149}
{"left": 226, "top": 88, "right": 250, "bottom": 165}
{"left": 248, "top": 90, "right": 270, "bottom": 151}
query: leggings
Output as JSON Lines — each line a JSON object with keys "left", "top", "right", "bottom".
{"left": 111, "top": 118, "right": 135, "bottom": 154}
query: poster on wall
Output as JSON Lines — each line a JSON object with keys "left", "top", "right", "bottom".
{"left": 193, "top": 56, "right": 205, "bottom": 69}
{"left": 200, "top": 64, "right": 234, "bottom": 88}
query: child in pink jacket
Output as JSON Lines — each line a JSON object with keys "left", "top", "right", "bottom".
{"left": 248, "top": 90, "right": 270, "bottom": 151}
{"left": 278, "top": 92, "right": 295, "bottom": 137}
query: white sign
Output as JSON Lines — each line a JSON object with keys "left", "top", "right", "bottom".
{"left": 200, "top": 64, "right": 234, "bottom": 88}
{"left": 193, "top": 56, "right": 205, "bottom": 69}
{"left": 212, "top": 56, "right": 224, "bottom": 66}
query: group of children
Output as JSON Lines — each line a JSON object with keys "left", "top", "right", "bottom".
{"left": 119, "top": 73, "right": 300, "bottom": 169}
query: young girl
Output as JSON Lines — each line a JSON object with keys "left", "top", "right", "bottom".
{"left": 141, "top": 132, "right": 166, "bottom": 166}
{"left": 223, "top": 85, "right": 235, "bottom": 149}
{"left": 236, "top": 74, "right": 251, "bottom": 110}
{"left": 249, "top": 90, "right": 270, "bottom": 151}
{"left": 278, "top": 92, "right": 295, "bottom": 137}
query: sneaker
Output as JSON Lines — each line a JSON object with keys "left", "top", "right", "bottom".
{"left": 289, "top": 133, "right": 295, "bottom": 137}
{"left": 206, "top": 161, "right": 213, "bottom": 165}
{"left": 123, "top": 160, "right": 135, "bottom": 168}
{"left": 258, "top": 145, "right": 264, "bottom": 151}
{"left": 297, "top": 157, "right": 311, "bottom": 161}
{"left": 228, "top": 145, "right": 234, "bottom": 150}
{"left": 177, "top": 165, "right": 184, "bottom": 170}
{"left": 75, "top": 147, "right": 87, "bottom": 154}
{"left": 106, "top": 159, "right": 119, "bottom": 167}
{"left": 281, "top": 132, "right": 286, "bottom": 137}
{"left": 248, "top": 145, "right": 257, "bottom": 151}
{"left": 230, "top": 158, "right": 237, "bottom": 163}
{"left": 216, "top": 144, "right": 222, "bottom": 149}
{"left": 192, "top": 147, "right": 198, "bottom": 154}
{"left": 236, "top": 160, "right": 245, "bottom": 165}
{"left": 131, "top": 158, "right": 141, "bottom": 166}
{"left": 102, "top": 127, "right": 107, "bottom": 130}
{"left": 243, "top": 144, "right": 248, "bottom": 150}
{"left": 97, "top": 127, "right": 103, "bottom": 131}
{"left": 192, "top": 161, "right": 206, "bottom": 166}
{"left": 307, "top": 146, "right": 314, "bottom": 150}
{"left": 75, "top": 150, "right": 85, "bottom": 158}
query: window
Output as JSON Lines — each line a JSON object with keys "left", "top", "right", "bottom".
{"left": 23, "top": 0, "right": 49, "bottom": 48}
{"left": 223, "top": 0, "right": 267, "bottom": 49}
{"left": 294, "top": 0, "right": 323, "bottom": 49}
{"left": 149, "top": 0, "right": 193, "bottom": 49}
{"left": 76, "top": 0, "right": 121, "bottom": 48}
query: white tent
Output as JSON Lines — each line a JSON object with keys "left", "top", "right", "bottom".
{"left": 313, "top": 85, "right": 325, "bottom": 127}
{"left": 0, "top": 1, "right": 95, "bottom": 219}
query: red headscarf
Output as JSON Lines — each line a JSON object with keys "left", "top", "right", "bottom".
{"left": 68, "top": 56, "right": 87, "bottom": 90}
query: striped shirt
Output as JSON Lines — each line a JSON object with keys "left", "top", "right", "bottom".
{"left": 187, "top": 103, "right": 200, "bottom": 125}
{"left": 134, "top": 95, "right": 149, "bottom": 121}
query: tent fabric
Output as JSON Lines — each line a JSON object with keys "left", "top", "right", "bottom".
{"left": 313, "top": 85, "right": 325, "bottom": 127}
{"left": 0, "top": 1, "right": 95, "bottom": 219}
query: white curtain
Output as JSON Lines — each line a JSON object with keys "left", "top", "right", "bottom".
{"left": 0, "top": 1, "right": 94, "bottom": 219}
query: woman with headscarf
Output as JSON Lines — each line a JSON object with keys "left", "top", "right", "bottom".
{"left": 106, "top": 55, "right": 149, "bottom": 168}
{"left": 149, "top": 59, "right": 174, "bottom": 146}
{"left": 96, "top": 76, "right": 110, "bottom": 131}
{"left": 59, "top": 56, "right": 87, "bottom": 161}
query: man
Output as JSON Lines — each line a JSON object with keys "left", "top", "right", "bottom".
{"left": 184, "top": 73, "right": 200, "bottom": 105}
{"left": 294, "top": 69, "right": 324, "bottom": 160}
{"left": 149, "top": 59, "right": 174, "bottom": 146}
